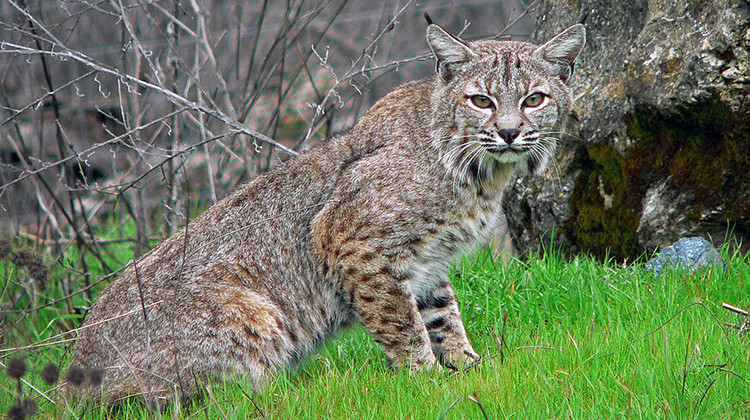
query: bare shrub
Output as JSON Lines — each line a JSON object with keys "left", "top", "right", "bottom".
{"left": 0, "top": 0, "right": 535, "bottom": 299}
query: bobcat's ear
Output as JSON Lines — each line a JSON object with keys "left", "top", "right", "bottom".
{"left": 426, "top": 23, "right": 476, "bottom": 83}
{"left": 534, "top": 23, "right": 586, "bottom": 83}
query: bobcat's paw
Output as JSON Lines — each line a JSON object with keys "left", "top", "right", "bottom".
{"left": 439, "top": 345, "right": 480, "bottom": 370}
{"left": 386, "top": 345, "right": 437, "bottom": 372}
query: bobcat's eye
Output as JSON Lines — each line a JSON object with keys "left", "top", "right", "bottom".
{"left": 523, "top": 93, "right": 546, "bottom": 108}
{"left": 470, "top": 95, "right": 493, "bottom": 109}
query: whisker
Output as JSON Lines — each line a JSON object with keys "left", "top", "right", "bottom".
{"left": 445, "top": 141, "right": 481, "bottom": 168}
{"left": 456, "top": 145, "right": 484, "bottom": 191}
{"left": 536, "top": 131, "right": 583, "bottom": 142}
{"left": 438, "top": 127, "right": 564, "bottom": 190}
{"left": 438, "top": 134, "right": 481, "bottom": 144}
{"left": 537, "top": 137, "right": 564, "bottom": 190}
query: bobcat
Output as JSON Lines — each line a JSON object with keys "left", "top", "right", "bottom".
{"left": 70, "top": 18, "right": 585, "bottom": 403}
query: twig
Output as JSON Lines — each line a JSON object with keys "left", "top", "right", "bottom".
{"left": 585, "top": 302, "right": 734, "bottom": 364}
{"left": 438, "top": 396, "right": 462, "bottom": 420}
{"left": 681, "top": 329, "right": 692, "bottom": 396}
{"left": 516, "top": 346, "right": 555, "bottom": 351}
{"left": 4, "top": 117, "right": 112, "bottom": 272}
{"left": 0, "top": 70, "right": 97, "bottom": 129}
{"left": 0, "top": 42, "right": 296, "bottom": 156}
{"left": 467, "top": 392, "right": 490, "bottom": 420}
{"left": 0, "top": 106, "right": 187, "bottom": 193}
{"left": 0, "top": 300, "right": 164, "bottom": 355}
{"left": 489, "top": 0, "right": 541, "bottom": 40}
{"left": 203, "top": 385, "right": 229, "bottom": 420}
{"left": 501, "top": 309, "right": 508, "bottom": 363}
{"left": 238, "top": 384, "right": 266, "bottom": 419}
{"left": 112, "top": 0, "right": 163, "bottom": 87}
{"left": 721, "top": 302, "right": 749, "bottom": 317}
{"left": 0, "top": 361, "right": 56, "bottom": 404}
{"left": 102, "top": 334, "right": 153, "bottom": 411}
{"left": 187, "top": 0, "right": 236, "bottom": 120}
{"left": 302, "top": 0, "right": 415, "bottom": 141}
{"left": 696, "top": 378, "right": 718, "bottom": 413}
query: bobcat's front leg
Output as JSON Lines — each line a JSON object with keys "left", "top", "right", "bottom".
{"left": 417, "top": 279, "right": 479, "bottom": 369}
{"left": 344, "top": 262, "right": 436, "bottom": 370}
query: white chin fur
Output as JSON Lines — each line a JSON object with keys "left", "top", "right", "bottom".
{"left": 490, "top": 151, "right": 549, "bottom": 176}
{"left": 493, "top": 150, "right": 527, "bottom": 164}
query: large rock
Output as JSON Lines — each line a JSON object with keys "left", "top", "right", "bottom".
{"left": 504, "top": 0, "right": 750, "bottom": 260}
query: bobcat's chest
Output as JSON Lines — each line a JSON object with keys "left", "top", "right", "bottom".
{"left": 408, "top": 190, "right": 503, "bottom": 296}
{"left": 451, "top": 191, "right": 504, "bottom": 251}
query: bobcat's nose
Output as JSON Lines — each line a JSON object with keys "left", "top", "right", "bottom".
{"left": 497, "top": 129, "right": 520, "bottom": 144}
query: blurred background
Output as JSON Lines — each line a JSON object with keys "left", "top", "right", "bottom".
{"left": 0, "top": 0, "right": 535, "bottom": 262}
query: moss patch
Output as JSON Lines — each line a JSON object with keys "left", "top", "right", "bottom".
{"left": 565, "top": 96, "right": 749, "bottom": 261}
{"left": 566, "top": 143, "right": 643, "bottom": 260}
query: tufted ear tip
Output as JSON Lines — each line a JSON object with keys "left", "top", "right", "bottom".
{"left": 536, "top": 24, "right": 586, "bottom": 63}
{"left": 579, "top": 11, "right": 590, "bottom": 25}
{"left": 534, "top": 23, "right": 586, "bottom": 82}
{"left": 425, "top": 23, "right": 476, "bottom": 83}
{"left": 423, "top": 12, "right": 433, "bottom": 25}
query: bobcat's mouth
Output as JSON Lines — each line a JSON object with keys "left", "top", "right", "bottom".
{"left": 484, "top": 144, "right": 529, "bottom": 162}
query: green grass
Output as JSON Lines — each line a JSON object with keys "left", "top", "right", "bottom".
{"left": 2, "top": 239, "right": 749, "bottom": 418}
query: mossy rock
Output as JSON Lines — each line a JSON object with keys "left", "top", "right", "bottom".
{"left": 564, "top": 96, "right": 749, "bottom": 261}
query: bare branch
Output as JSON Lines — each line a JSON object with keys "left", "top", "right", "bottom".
{"left": 0, "top": 42, "right": 296, "bottom": 156}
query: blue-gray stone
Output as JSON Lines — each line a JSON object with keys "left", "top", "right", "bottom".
{"left": 646, "top": 237, "right": 726, "bottom": 277}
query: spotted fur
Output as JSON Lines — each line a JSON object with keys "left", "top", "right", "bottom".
{"left": 70, "top": 21, "right": 584, "bottom": 404}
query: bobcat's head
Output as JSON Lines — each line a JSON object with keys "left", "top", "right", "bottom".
{"left": 426, "top": 20, "right": 585, "bottom": 185}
